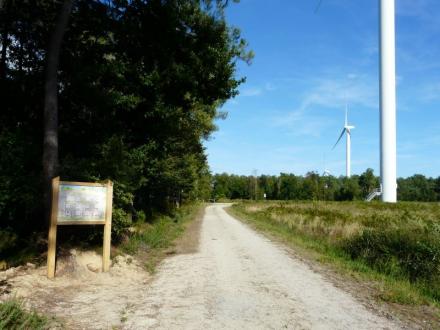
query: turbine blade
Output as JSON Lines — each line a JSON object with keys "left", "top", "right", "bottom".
{"left": 314, "top": 0, "right": 323, "bottom": 13}
{"left": 332, "top": 128, "right": 346, "bottom": 150}
{"left": 345, "top": 104, "right": 348, "bottom": 126}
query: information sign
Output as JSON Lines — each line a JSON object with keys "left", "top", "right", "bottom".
{"left": 47, "top": 177, "right": 113, "bottom": 278}
{"left": 58, "top": 184, "right": 107, "bottom": 223}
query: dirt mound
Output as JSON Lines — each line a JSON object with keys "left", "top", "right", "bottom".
{"left": 0, "top": 250, "right": 150, "bottom": 329}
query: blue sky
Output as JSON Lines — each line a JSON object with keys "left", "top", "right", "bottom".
{"left": 204, "top": 0, "right": 440, "bottom": 178}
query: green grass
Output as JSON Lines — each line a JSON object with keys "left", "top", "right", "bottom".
{"left": 0, "top": 299, "right": 57, "bottom": 330}
{"left": 229, "top": 200, "right": 440, "bottom": 307}
{"left": 0, "top": 204, "right": 202, "bottom": 329}
{"left": 119, "top": 203, "right": 203, "bottom": 273}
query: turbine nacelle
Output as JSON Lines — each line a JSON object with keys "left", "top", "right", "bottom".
{"left": 323, "top": 169, "right": 331, "bottom": 176}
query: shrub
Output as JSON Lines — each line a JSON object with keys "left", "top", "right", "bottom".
{"left": 343, "top": 228, "right": 440, "bottom": 282}
{"left": 112, "top": 207, "right": 132, "bottom": 238}
{"left": 0, "top": 299, "right": 51, "bottom": 329}
{"left": 0, "top": 229, "right": 18, "bottom": 254}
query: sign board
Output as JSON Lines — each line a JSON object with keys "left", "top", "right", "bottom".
{"left": 47, "top": 177, "right": 113, "bottom": 278}
{"left": 58, "top": 184, "right": 107, "bottom": 224}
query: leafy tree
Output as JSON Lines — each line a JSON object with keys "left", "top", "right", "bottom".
{"left": 0, "top": 0, "right": 252, "bottom": 239}
{"left": 358, "top": 168, "right": 380, "bottom": 197}
{"left": 335, "top": 176, "right": 361, "bottom": 201}
{"left": 302, "top": 172, "right": 320, "bottom": 200}
{"left": 398, "top": 175, "right": 437, "bottom": 202}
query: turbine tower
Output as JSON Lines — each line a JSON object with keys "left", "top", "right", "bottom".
{"left": 379, "top": 0, "right": 397, "bottom": 202}
{"left": 332, "top": 106, "right": 355, "bottom": 177}
{"left": 316, "top": 0, "right": 398, "bottom": 202}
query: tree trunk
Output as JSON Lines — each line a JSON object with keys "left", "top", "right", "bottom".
{"left": 43, "top": 0, "right": 73, "bottom": 226}
{"left": 0, "top": 0, "right": 10, "bottom": 80}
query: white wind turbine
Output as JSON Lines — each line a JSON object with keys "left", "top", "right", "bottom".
{"left": 316, "top": 0, "right": 397, "bottom": 202}
{"left": 322, "top": 153, "right": 331, "bottom": 176}
{"left": 332, "top": 106, "right": 355, "bottom": 177}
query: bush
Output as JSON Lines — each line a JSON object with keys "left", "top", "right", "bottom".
{"left": 0, "top": 229, "right": 17, "bottom": 254}
{"left": 112, "top": 207, "right": 132, "bottom": 238}
{"left": 343, "top": 228, "right": 440, "bottom": 282}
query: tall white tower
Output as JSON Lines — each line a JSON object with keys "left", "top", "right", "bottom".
{"left": 346, "top": 129, "right": 351, "bottom": 177}
{"left": 379, "top": 0, "right": 397, "bottom": 202}
{"left": 332, "top": 108, "right": 354, "bottom": 178}
{"left": 344, "top": 109, "right": 354, "bottom": 178}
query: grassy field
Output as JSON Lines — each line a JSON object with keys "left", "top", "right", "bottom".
{"left": 229, "top": 200, "right": 440, "bottom": 307}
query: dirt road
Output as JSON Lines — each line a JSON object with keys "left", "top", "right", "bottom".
{"left": 1, "top": 204, "right": 406, "bottom": 329}
{"left": 124, "top": 204, "right": 403, "bottom": 329}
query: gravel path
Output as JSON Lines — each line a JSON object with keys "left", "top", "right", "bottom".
{"left": 125, "top": 204, "right": 402, "bottom": 329}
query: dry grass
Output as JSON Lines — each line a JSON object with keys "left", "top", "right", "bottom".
{"left": 232, "top": 200, "right": 440, "bottom": 305}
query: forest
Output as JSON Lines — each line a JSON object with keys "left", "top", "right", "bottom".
{"left": 1, "top": 0, "right": 439, "bottom": 263}
{"left": 0, "top": 0, "right": 251, "bottom": 250}
{"left": 212, "top": 170, "right": 440, "bottom": 202}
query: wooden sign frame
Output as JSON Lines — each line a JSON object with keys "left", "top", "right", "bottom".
{"left": 47, "top": 177, "right": 113, "bottom": 278}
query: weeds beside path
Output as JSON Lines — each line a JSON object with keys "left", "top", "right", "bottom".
{"left": 119, "top": 202, "right": 205, "bottom": 273}
{"left": 0, "top": 299, "right": 61, "bottom": 330}
{"left": 228, "top": 201, "right": 440, "bottom": 328}
{"left": 0, "top": 203, "right": 205, "bottom": 329}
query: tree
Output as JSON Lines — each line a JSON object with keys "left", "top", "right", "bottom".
{"left": 1, "top": 0, "right": 252, "bottom": 239}
{"left": 43, "top": 0, "right": 73, "bottom": 224}
{"left": 336, "top": 176, "right": 361, "bottom": 201}
{"left": 398, "top": 175, "right": 436, "bottom": 201}
{"left": 302, "top": 172, "right": 320, "bottom": 200}
{"left": 359, "top": 168, "right": 379, "bottom": 197}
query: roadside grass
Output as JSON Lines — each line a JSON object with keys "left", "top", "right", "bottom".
{"left": 0, "top": 298, "right": 59, "bottom": 330}
{"left": 118, "top": 203, "right": 204, "bottom": 273}
{"left": 0, "top": 203, "right": 203, "bottom": 329}
{"left": 229, "top": 201, "right": 440, "bottom": 308}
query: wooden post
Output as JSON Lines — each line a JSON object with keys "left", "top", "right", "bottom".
{"left": 102, "top": 180, "right": 113, "bottom": 272}
{"left": 47, "top": 176, "right": 60, "bottom": 279}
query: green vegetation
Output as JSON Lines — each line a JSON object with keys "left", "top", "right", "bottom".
{"left": 119, "top": 203, "right": 203, "bottom": 273}
{"left": 0, "top": 203, "right": 202, "bottom": 329}
{"left": 0, "top": 1, "right": 251, "bottom": 258}
{"left": 213, "top": 169, "right": 440, "bottom": 202}
{"left": 230, "top": 201, "right": 440, "bottom": 305}
{"left": 0, "top": 299, "right": 57, "bottom": 330}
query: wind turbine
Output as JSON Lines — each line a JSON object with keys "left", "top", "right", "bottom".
{"left": 322, "top": 153, "right": 331, "bottom": 176}
{"left": 332, "top": 106, "right": 355, "bottom": 177}
{"left": 316, "top": 0, "right": 397, "bottom": 202}
{"left": 379, "top": 0, "right": 397, "bottom": 202}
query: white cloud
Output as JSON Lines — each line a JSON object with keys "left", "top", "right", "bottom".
{"left": 272, "top": 75, "right": 377, "bottom": 134}
{"left": 265, "top": 82, "right": 276, "bottom": 91}
{"left": 397, "top": 0, "right": 433, "bottom": 19}
{"left": 239, "top": 82, "right": 278, "bottom": 97}
{"left": 240, "top": 87, "right": 262, "bottom": 97}
{"left": 296, "top": 76, "right": 377, "bottom": 113}
{"left": 420, "top": 82, "right": 440, "bottom": 102}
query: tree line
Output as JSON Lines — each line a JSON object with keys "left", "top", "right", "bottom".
{"left": 0, "top": 0, "right": 252, "bottom": 239}
{"left": 212, "top": 169, "right": 440, "bottom": 202}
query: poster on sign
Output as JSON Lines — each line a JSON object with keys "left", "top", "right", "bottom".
{"left": 47, "top": 177, "right": 113, "bottom": 278}
{"left": 57, "top": 184, "right": 107, "bottom": 223}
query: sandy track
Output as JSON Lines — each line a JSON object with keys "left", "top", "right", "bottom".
{"left": 1, "top": 204, "right": 406, "bottom": 329}
{"left": 124, "top": 204, "right": 403, "bottom": 329}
